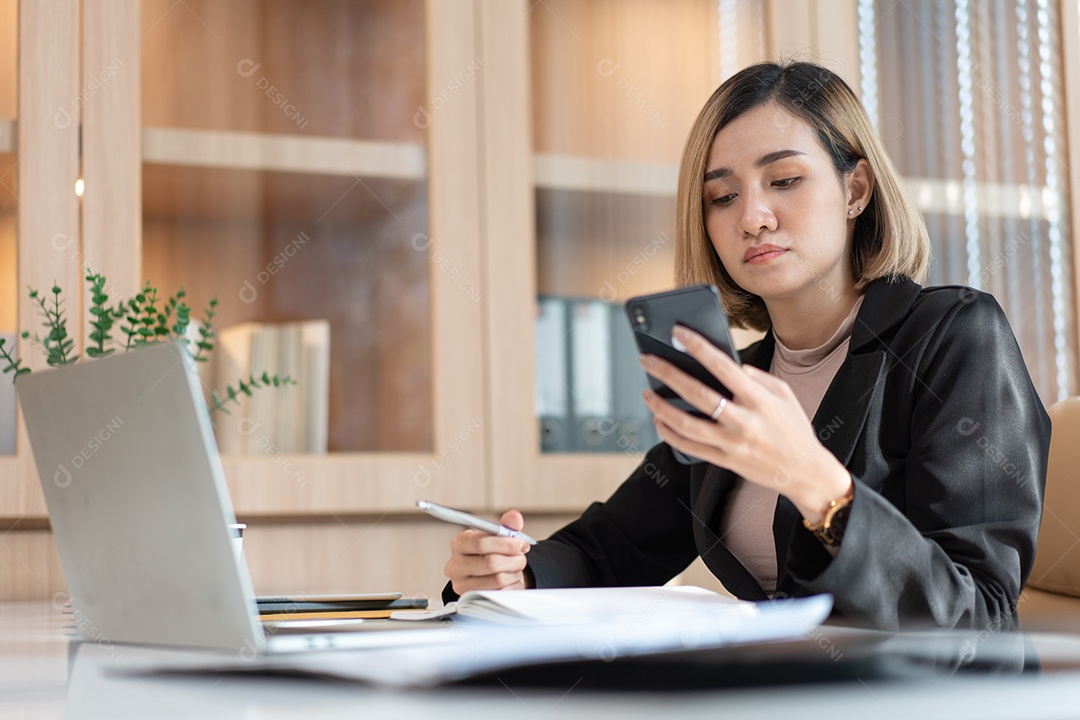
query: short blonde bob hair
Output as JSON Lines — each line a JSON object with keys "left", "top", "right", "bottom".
{"left": 675, "top": 61, "right": 930, "bottom": 330}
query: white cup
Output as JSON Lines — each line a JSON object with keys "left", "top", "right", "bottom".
{"left": 228, "top": 522, "right": 246, "bottom": 560}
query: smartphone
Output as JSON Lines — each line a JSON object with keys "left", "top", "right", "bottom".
{"left": 625, "top": 284, "right": 740, "bottom": 464}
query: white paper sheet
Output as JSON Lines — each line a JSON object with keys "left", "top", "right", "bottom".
{"left": 124, "top": 594, "right": 833, "bottom": 688}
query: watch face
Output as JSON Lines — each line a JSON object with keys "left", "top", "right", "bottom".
{"left": 825, "top": 504, "right": 852, "bottom": 545}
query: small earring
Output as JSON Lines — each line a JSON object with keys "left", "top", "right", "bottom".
{"left": 858, "top": 205, "right": 864, "bottom": 212}
{"left": 848, "top": 209, "right": 854, "bottom": 216}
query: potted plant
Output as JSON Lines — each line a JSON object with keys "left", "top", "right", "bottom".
{"left": 0, "top": 271, "right": 293, "bottom": 415}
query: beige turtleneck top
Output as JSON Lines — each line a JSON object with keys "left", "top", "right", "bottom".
{"left": 716, "top": 295, "right": 865, "bottom": 596}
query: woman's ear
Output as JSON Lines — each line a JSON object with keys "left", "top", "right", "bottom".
{"left": 846, "top": 158, "right": 875, "bottom": 212}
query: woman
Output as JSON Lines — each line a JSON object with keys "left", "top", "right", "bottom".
{"left": 444, "top": 61, "right": 1051, "bottom": 631}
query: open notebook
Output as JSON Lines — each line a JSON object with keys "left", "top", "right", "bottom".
{"left": 392, "top": 585, "right": 757, "bottom": 623}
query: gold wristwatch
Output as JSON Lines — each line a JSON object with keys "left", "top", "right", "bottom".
{"left": 803, "top": 481, "right": 855, "bottom": 548}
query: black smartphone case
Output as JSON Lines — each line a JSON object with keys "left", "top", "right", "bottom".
{"left": 625, "top": 285, "right": 741, "bottom": 464}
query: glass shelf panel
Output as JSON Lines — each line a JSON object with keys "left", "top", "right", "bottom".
{"left": 141, "top": 0, "right": 431, "bottom": 454}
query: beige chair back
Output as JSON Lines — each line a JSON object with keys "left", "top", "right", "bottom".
{"left": 1028, "top": 397, "right": 1080, "bottom": 597}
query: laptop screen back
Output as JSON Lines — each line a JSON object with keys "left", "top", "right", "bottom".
{"left": 16, "top": 341, "right": 262, "bottom": 651}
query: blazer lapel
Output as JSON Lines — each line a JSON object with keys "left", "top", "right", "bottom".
{"left": 772, "top": 277, "right": 917, "bottom": 577}
{"left": 772, "top": 350, "right": 887, "bottom": 575}
{"left": 691, "top": 333, "right": 774, "bottom": 601}
{"left": 692, "top": 463, "right": 770, "bottom": 600}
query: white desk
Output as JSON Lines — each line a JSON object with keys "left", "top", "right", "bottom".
{"left": 6, "top": 601, "right": 1080, "bottom": 719}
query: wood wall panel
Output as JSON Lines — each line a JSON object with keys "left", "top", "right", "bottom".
{"left": 422, "top": 0, "right": 487, "bottom": 494}
{"left": 0, "top": 517, "right": 583, "bottom": 603}
{"left": 0, "top": 0, "right": 15, "bottom": 119}
{"left": 243, "top": 515, "right": 582, "bottom": 604}
{"left": 530, "top": 0, "right": 720, "bottom": 163}
{"left": 12, "top": 0, "right": 80, "bottom": 520}
{"left": 0, "top": 513, "right": 722, "bottom": 602}
{"left": 83, "top": 0, "right": 142, "bottom": 307}
{"left": 141, "top": 0, "right": 425, "bottom": 141}
{"left": 141, "top": 0, "right": 263, "bottom": 132}
{"left": 0, "top": 529, "right": 64, "bottom": 601}
{"left": 259, "top": 0, "right": 425, "bottom": 141}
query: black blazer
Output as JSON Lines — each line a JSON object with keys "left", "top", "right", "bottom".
{"left": 518, "top": 277, "right": 1051, "bottom": 631}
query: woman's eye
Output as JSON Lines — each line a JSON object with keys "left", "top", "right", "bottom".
{"left": 710, "top": 193, "right": 737, "bottom": 206}
{"left": 773, "top": 177, "right": 800, "bottom": 188}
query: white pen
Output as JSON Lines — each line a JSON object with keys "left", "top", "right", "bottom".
{"left": 416, "top": 500, "right": 538, "bottom": 545}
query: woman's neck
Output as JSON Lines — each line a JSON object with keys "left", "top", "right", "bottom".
{"left": 767, "top": 285, "right": 863, "bottom": 350}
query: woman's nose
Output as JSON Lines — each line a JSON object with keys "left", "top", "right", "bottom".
{"left": 738, "top": 192, "right": 777, "bottom": 236}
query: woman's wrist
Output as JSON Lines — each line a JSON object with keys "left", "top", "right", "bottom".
{"left": 789, "top": 450, "right": 853, "bottom": 524}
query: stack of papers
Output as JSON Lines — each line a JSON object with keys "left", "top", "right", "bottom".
{"left": 129, "top": 589, "right": 834, "bottom": 688}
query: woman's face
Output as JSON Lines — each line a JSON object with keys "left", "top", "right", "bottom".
{"left": 702, "top": 101, "right": 857, "bottom": 305}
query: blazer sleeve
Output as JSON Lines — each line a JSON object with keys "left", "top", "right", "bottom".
{"left": 525, "top": 441, "right": 699, "bottom": 590}
{"left": 784, "top": 292, "right": 1050, "bottom": 630}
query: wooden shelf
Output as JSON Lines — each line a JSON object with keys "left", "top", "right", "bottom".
{"left": 142, "top": 127, "right": 426, "bottom": 180}
{"left": 534, "top": 154, "right": 678, "bottom": 196}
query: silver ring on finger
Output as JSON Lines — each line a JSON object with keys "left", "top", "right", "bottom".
{"left": 709, "top": 396, "right": 728, "bottom": 421}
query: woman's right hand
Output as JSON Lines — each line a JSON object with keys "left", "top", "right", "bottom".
{"left": 444, "top": 508, "right": 533, "bottom": 594}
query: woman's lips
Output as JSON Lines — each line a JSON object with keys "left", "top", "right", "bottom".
{"left": 743, "top": 244, "right": 787, "bottom": 264}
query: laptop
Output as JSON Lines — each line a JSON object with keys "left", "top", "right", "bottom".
{"left": 16, "top": 340, "right": 445, "bottom": 654}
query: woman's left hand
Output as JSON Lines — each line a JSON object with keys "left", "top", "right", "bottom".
{"left": 640, "top": 325, "right": 851, "bottom": 523}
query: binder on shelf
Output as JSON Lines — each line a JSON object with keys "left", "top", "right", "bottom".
{"left": 535, "top": 298, "right": 571, "bottom": 453}
{"left": 300, "top": 321, "right": 332, "bottom": 453}
{"left": 214, "top": 320, "right": 331, "bottom": 455}
{"left": 569, "top": 299, "right": 615, "bottom": 452}
{"left": 535, "top": 297, "right": 660, "bottom": 455}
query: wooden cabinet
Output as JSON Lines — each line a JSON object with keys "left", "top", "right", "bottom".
{"left": 0, "top": 0, "right": 862, "bottom": 601}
